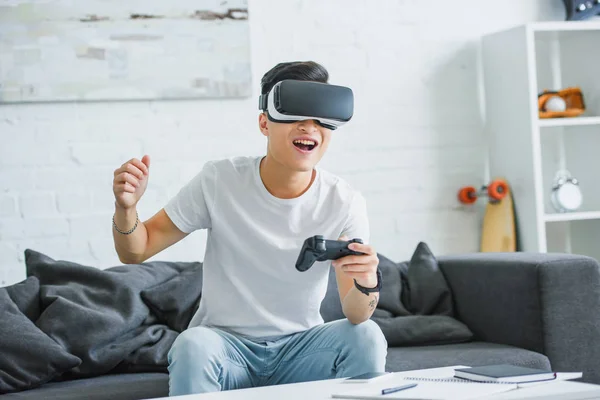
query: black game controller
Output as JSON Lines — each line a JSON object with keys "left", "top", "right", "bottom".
{"left": 295, "top": 235, "right": 365, "bottom": 272}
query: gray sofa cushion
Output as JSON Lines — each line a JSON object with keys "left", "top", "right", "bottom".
{"left": 439, "top": 253, "right": 546, "bottom": 354}
{"left": 0, "top": 343, "right": 549, "bottom": 399}
{"left": 0, "top": 373, "right": 168, "bottom": 400}
{"left": 373, "top": 315, "right": 473, "bottom": 347}
{"left": 385, "top": 341, "right": 551, "bottom": 373}
{"left": 0, "top": 286, "right": 81, "bottom": 394}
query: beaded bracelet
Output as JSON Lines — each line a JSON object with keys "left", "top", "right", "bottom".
{"left": 112, "top": 212, "right": 139, "bottom": 235}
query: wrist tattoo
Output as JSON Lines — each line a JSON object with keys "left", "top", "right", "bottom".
{"left": 368, "top": 294, "right": 379, "bottom": 311}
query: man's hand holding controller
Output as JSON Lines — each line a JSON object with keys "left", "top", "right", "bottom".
{"left": 112, "top": 155, "right": 150, "bottom": 235}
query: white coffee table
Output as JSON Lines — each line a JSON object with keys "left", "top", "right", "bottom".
{"left": 150, "top": 365, "right": 600, "bottom": 400}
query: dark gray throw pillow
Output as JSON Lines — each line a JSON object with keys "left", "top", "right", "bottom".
{"left": 404, "top": 241, "right": 455, "bottom": 316}
{"left": 4, "top": 275, "right": 41, "bottom": 321}
{"left": 371, "top": 241, "right": 473, "bottom": 346}
{"left": 319, "top": 267, "right": 345, "bottom": 322}
{"left": 371, "top": 314, "right": 473, "bottom": 347}
{"left": 24, "top": 249, "right": 192, "bottom": 378}
{"left": 0, "top": 289, "right": 81, "bottom": 394}
{"left": 141, "top": 262, "right": 203, "bottom": 332}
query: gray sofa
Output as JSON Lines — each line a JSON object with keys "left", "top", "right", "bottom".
{"left": 1, "top": 251, "right": 599, "bottom": 399}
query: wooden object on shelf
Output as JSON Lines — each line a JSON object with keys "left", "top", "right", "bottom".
{"left": 538, "top": 87, "right": 586, "bottom": 118}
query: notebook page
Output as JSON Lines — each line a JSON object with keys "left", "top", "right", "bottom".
{"left": 400, "top": 371, "right": 583, "bottom": 388}
{"left": 331, "top": 380, "right": 517, "bottom": 400}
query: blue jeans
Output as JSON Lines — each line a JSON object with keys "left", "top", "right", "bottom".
{"left": 167, "top": 319, "right": 388, "bottom": 396}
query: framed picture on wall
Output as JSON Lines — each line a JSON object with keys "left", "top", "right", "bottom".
{"left": 0, "top": 0, "right": 251, "bottom": 103}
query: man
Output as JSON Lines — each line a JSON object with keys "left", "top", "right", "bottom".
{"left": 111, "top": 61, "right": 387, "bottom": 396}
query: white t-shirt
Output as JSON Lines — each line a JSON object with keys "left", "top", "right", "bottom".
{"left": 163, "top": 155, "right": 369, "bottom": 339}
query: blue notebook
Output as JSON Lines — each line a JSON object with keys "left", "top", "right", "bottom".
{"left": 454, "top": 364, "right": 556, "bottom": 383}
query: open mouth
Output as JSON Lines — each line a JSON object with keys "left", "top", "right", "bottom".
{"left": 293, "top": 139, "right": 318, "bottom": 152}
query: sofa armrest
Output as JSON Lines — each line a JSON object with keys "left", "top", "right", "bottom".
{"left": 438, "top": 252, "right": 600, "bottom": 383}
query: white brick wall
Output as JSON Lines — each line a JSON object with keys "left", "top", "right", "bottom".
{"left": 0, "top": 0, "right": 565, "bottom": 286}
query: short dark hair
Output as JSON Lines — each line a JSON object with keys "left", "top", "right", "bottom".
{"left": 260, "top": 61, "right": 329, "bottom": 95}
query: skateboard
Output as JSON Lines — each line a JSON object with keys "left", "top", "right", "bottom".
{"left": 458, "top": 178, "right": 517, "bottom": 252}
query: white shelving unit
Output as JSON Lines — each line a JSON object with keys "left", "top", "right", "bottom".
{"left": 481, "top": 21, "right": 600, "bottom": 261}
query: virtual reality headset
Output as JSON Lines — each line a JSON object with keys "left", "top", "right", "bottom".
{"left": 258, "top": 80, "right": 354, "bottom": 130}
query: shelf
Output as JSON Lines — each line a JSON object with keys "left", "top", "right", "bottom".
{"left": 545, "top": 211, "right": 600, "bottom": 222}
{"left": 529, "top": 21, "right": 600, "bottom": 32}
{"left": 538, "top": 116, "right": 600, "bottom": 128}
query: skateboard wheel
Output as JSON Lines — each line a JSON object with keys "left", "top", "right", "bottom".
{"left": 458, "top": 186, "right": 477, "bottom": 204}
{"left": 488, "top": 180, "right": 508, "bottom": 201}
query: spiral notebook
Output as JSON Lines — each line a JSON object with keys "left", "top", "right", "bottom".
{"left": 330, "top": 369, "right": 583, "bottom": 399}
{"left": 401, "top": 376, "right": 521, "bottom": 385}
{"left": 401, "top": 371, "right": 582, "bottom": 388}
{"left": 330, "top": 379, "right": 517, "bottom": 399}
